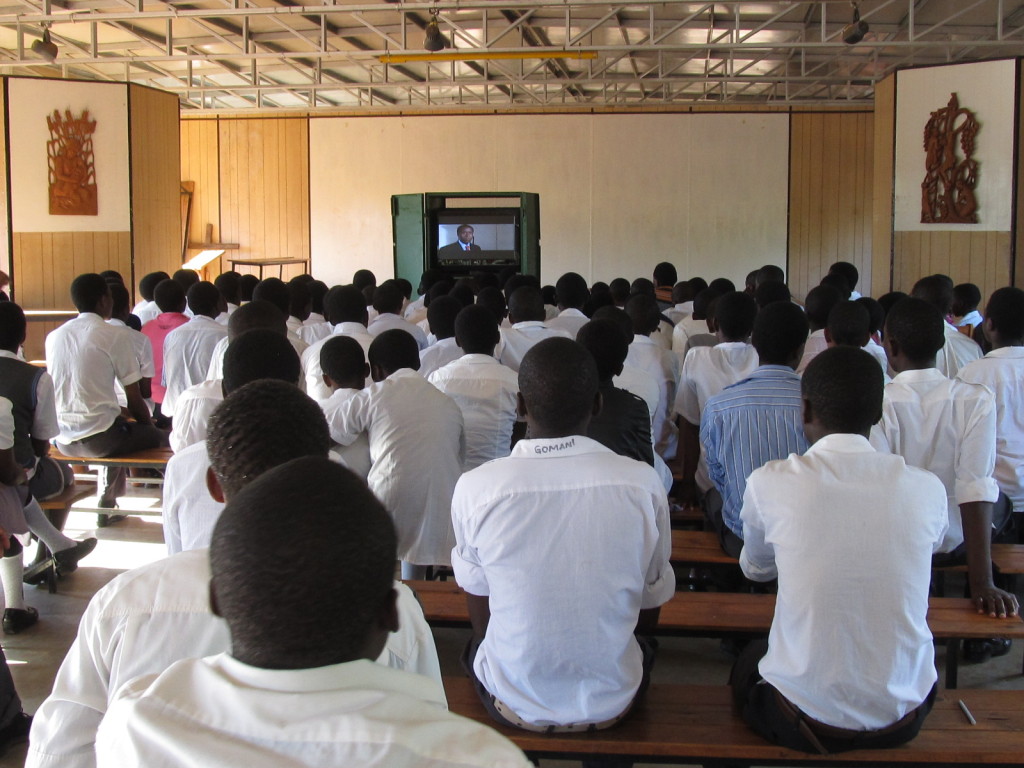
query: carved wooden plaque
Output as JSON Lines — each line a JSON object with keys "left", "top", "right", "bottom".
{"left": 46, "top": 109, "right": 98, "bottom": 216}
{"left": 921, "top": 93, "right": 979, "bottom": 224}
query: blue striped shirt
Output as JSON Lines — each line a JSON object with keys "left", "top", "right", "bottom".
{"left": 700, "top": 365, "right": 809, "bottom": 538}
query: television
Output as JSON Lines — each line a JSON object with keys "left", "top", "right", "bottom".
{"left": 430, "top": 208, "right": 520, "bottom": 270}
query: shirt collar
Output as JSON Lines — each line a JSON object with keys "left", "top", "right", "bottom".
{"left": 387, "top": 368, "right": 422, "bottom": 382}
{"left": 717, "top": 341, "right": 750, "bottom": 350}
{"left": 891, "top": 367, "right": 946, "bottom": 383}
{"left": 749, "top": 364, "right": 799, "bottom": 378}
{"left": 512, "top": 321, "right": 547, "bottom": 330}
{"left": 631, "top": 334, "right": 656, "bottom": 346}
{"left": 333, "top": 322, "right": 368, "bottom": 335}
{"left": 433, "top": 337, "right": 458, "bottom": 348}
{"left": 985, "top": 346, "right": 1024, "bottom": 359}
{"left": 459, "top": 353, "right": 499, "bottom": 365}
{"left": 107, "top": 318, "right": 126, "bottom": 327}
{"left": 806, "top": 433, "right": 874, "bottom": 455}
{"left": 0, "top": 350, "right": 20, "bottom": 361}
{"left": 76, "top": 312, "right": 105, "bottom": 324}
{"left": 511, "top": 434, "right": 610, "bottom": 458}
{"left": 558, "top": 308, "right": 586, "bottom": 318}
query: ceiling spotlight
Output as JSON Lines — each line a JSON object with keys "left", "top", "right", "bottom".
{"left": 842, "top": 2, "right": 869, "bottom": 45}
{"left": 31, "top": 28, "right": 58, "bottom": 62}
{"left": 423, "top": 10, "right": 448, "bottom": 52}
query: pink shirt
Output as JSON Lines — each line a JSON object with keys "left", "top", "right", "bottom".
{"left": 141, "top": 313, "right": 188, "bottom": 403}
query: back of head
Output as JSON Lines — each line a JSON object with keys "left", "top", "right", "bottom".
{"left": 207, "top": 379, "right": 330, "bottom": 499}
{"left": 418, "top": 268, "right": 445, "bottom": 296}
{"left": 856, "top": 296, "right": 885, "bottom": 336}
{"left": 226, "top": 299, "right": 287, "bottom": 340}
{"left": 0, "top": 302, "right": 26, "bottom": 350}
{"left": 708, "top": 277, "right": 736, "bottom": 295}
{"left": 877, "top": 291, "right": 908, "bottom": 320}
{"left": 153, "top": 278, "right": 186, "bottom": 314}
{"left": 671, "top": 281, "right": 694, "bottom": 305}
{"left": 139, "top": 271, "right": 170, "bottom": 301}
{"left": 239, "top": 274, "right": 259, "bottom": 302}
{"left": 473, "top": 272, "right": 499, "bottom": 292}
{"left": 109, "top": 283, "right": 131, "bottom": 319}
{"left": 688, "top": 276, "right": 709, "bottom": 295}
{"left": 804, "top": 284, "right": 843, "bottom": 329}
{"left": 591, "top": 304, "right": 634, "bottom": 344}
{"left": 744, "top": 270, "right": 759, "bottom": 293}
{"left": 70, "top": 273, "right": 110, "bottom": 314}
{"left": 555, "top": 272, "right": 589, "bottom": 309}
{"left": 503, "top": 273, "right": 539, "bottom": 299}
{"left": 508, "top": 286, "right": 546, "bottom": 323}
{"left": 802, "top": 346, "right": 883, "bottom": 435}
{"left": 287, "top": 281, "right": 311, "bottom": 320}
{"left": 985, "top": 287, "right": 1024, "bottom": 341}
{"left": 100, "top": 269, "right": 125, "bottom": 286}
{"left": 752, "top": 301, "right": 809, "bottom": 365}
{"left": 519, "top": 337, "right": 598, "bottom": 434}
{"left": 828, "top": 261, "right": 859, "bottom": 292}
{"left": 541, "top": 285, "right": 557, "bottom": 307}
{"left": 371, "top": 281, "right": 404, "bottom": 315}
{"left": 426, "top": 280, "right": 453, "bottom": 307}
{"left": 352, "top": 269, "right": 377, "bottom": 292}
{"left": 629, "top": 277, "right": 655, "bottom": 298}
{"left": 625, "top": 293, "right": 660, "bottom": 336}
{"left": 289, "top": 274, "right": 315, "bottom": 287}
{"left": 210, "top": 457, "right": 396, "bottom": 668}
{"left": 827, "top": 301, "right": 870, "bottom": 348}
{"left": 252, "top": 278, "right": 290, "bottom": 315}
{"left": 426, "top": 295, "right": 461, "bottom": 339}
{"left": 714, "top": 291, "right": 757, "bottom": 341}
{"left": 308, "top": 280, "right": 328, "bottom": 315}
{"left": 911, "top": 274, "right": 954, "bottom": 316}
{"left": 653, "top": 262, "right": 677, "bottom": 288}
{"left": 475, "top": 286, "right": 507, "bottom": 325}
{"left": 214, "top": 272, "right": 242, "bottom": 306}
{"left": 756, "top": 265, "right": 785, "bottom": 286}
{"left": 449, "top": 280, "right": 476, "bottom": 308}
{"left": 576, "top": 318, "right": 629, "bottom": 382}
{"left": 953, "top": 282, "right": 982, "bottom": 315}
{"left": 223, "top": 329, "right": 301, "bottom": 394}
{"left": 394, "top": 278, "right": 413, "bottom": 301}
{"left": 692, "top": 287, "right": 721, "bottom": 320}
{"left": 368, "top": 329, "right": 420, "bottom": 376}
{"left": 819, "top": 272, "right": 851, "bottom": 301}
{"left": 186, "top": 281, "right": 222, "bottom": 318}
{"left": 320, "top": 335, "right": 367, "bottom": 384}
{"left": 172, "top": 269, "right": 200, "bottom": 292}
{"left": 754, "top": 280, "right": 791, "bottom": 309}
{"left": 608, "top": 277, "right": 630, "bottom": 305}
{"left": 884, "top": 297, "right": 945, "bottom": 360}
{"left": 582, "top": 288, "right": 613, "bottom": 317}
{"left": 455, "top": 304, "right": 500, "bottom": 355}
{"left": 326, "top": 285, "right": 368, "bottom": 326}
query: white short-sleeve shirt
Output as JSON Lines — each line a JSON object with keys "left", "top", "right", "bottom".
{"left": 161, "top": 316, "right": 228, "bottom": 416}
{"left": 496, "top": 322, "right": 572, "bottom": 372}
{"left": 301, "top": 323, "right": 374, "bottom": 402}
{"left": 626, "top": 335, "right": 680, "bottom": 459}
{"left": 0, "top": 397, "right": 14, "bottom": 450}
{"left": 168, "top": 379, "right": 224, "bottom": 454}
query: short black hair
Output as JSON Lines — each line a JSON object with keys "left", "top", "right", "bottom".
{"left": 555, "top": 272, "right": 589, "bottom": 309}
{"left": 804, "top": 284, "right": 843, "bottom": 329}
{"left": 688, "top": 277, "right": 709, "bottom": 294}
{"left": 672, "top": 282, "right": 695, "bottom": 304}
{"left": 210, "top": 457, "right": 396, "bottom": 668}
{"left": 426, "top": 280, "right": 453, "bottom": 307}
{"left": 239, "top": 274, "right": 259, "bottom": 302}
{"left": 186, "top": 281, "right": 222, "bottom": 317}
{"left": 608, "top": 278, "right": 630, "bottom": 304}
{"left": 576, "top": 318, "right": 629, "bottom": 382}
{"left": 320, "top": 335, "right": 367, "bottom": 383}
{"left": 756, "top": 265, "right": 785, "bottom": 286}
{"left": 352, "top": 269, "right": 377, "bottom": 291}
{"left": 911, "top": 275, "right": 954, "bottom": 316}
{"left": 708, "top": 277, "right": 736, "bottom": 295}
{"left": 856, "top": 296, "right": 885, "bottom": 335}
{"left": 819, "top": 272, "right": 851, "bottom": 301}
{"left": 519, "top": 337, "right": 598, "bottom": 433}
{"left": 154, "top": 278, "right": 186, "bottom": 313}
{"left": 475, "top": 287, "right": 507, "bottom": 325}
{"left": 214, "top": 272, "right": 242, "bottom": 305}
{"left": 100, "top": 269, "right": 125, "bottom": 286}
{"left": 207, "top": 379, "right": 330, "bottom": 499}
{"left": 953, "top": 283, "right": 982, "bottom": 313}
{"left": 368, "top": 329, "right": 420, "bottom": 375}
{"left": 754, "top": 280, "right": 791, "bottom": 309}
{"left": 326, "top": 285, "right": 368, "bottom": 325}
{"left": 625, "top": 294, "right": 660, "bottom": 335}
{"left": 472, "top": 271, "right": 500, "bottom": 292}
{"left": 802, "top": 346, "right": 883, "bottom": 434}
{"left": 449, "top": 279, "right": 476, "bottom": 308}
{"left": 714, "top": 291, "right": 758, "bottom": 341}
{"left": 418, "top": 269, "right": 445, "bottom": 296}
{"left": 828, "top": 261, "right": 859, "bottom": 291}
{"left": 827, "top": 301, "right": 870, "bottom": 347}
{"left": 751, "top": 301, "right": 809, "bottom": 365}
{"left": 139, "top": 271, "right": 170, "bottom": 301}
{"left": 591, "top": 304, "right": 634, "bottom": 344}
{"left": 70, "top": 273, "right": 110, "bottom": 314}
{"left": 503, "top": 273, "right": 539, "bottom": 299}
{"left": 508, "top": 286, "right": 546, "bottom": 323}
{"left": 223, "top": 329, "right": 301, "bottom": 393}
{"left": 287, "top": 281, "right": 311, "bottom": 320}
{"left": 985, "top": 287, "right": 1024, "bottom": 341}
{"left": 426, "top": 295, "right": 461, "bottom": 340}
{"left": 692, "top": 288, "right": 720, "bottom": 320}
{"left": 884, "top": 297, "right": 945, "bottom": 360}
{"left": 394, "top": 278, "right": 413, "bottom": 301}
{"left": 0, "top": 302, "right": 26, "bottom": 350}
{"left": 877, "top": 291, "right": 907, "bottom": 322}
{"left": 583, "top": 289, "right": 614, "bottom": 317}
{"left": 108, "top": 283, "right": 131, "bottom": 317}
{"left": 455, "top": 304, "right": 500, "bottom": 355}
{"left": 630, "top": 277, "right": 655, "bottom": 297}
{"left": 653, "top": 262, "right": 677, "bottom": 288}
{"left": 371, "top": 282, "right": 404, "bottom": 315}
{"left": 745, "top": 270, "right": 759, "bottom": 291}
{"left": 226, "top": 299, "right": 287, "bottom": 340}
{"left": 308, "top": 280, "right": 328, "bottom": 315}
{"left": 173, "top": 269, "right": 200, "bottom": 292}
{"left": 252, "top": 278, "right": 290, "bottom": 315}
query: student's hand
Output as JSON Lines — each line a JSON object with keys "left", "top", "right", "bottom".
{"left": 971, "top": 582, "right": 1020, "bottom": 619}
{"left": 120, "top": 407, "right": 132, "bottom": 419}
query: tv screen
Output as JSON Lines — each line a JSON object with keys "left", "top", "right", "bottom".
{"left": 433, "top": 210, "right": 519, "bottom": 268}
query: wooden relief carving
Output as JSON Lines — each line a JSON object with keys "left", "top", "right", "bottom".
{"left": 46, "top": 109, "right": 98, "bottom": 216}
{"left": 921, "top": 93, "right": 980, "bottom": 224}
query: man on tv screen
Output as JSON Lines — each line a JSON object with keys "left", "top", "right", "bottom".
{"left": 438, "top": 224, "right": 482, "bottom": 258}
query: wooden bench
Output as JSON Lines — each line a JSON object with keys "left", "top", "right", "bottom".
{"left": 405, "top": 581, "right": 1024, "bottom": 688}
{"left": 445, "top": 678, "right": 1024, "bottom": 766}
{"left": 48, "top": 448, "right": 172, "bottom": 524}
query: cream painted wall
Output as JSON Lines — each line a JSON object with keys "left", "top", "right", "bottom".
{"left": 8, "top": 78, "right": 130, "bottom": 232}
{"left": 309, "top": 113, "right": 789, "bottom": 287}
{"left": 894, "top": 59, "right": 1016, "bottom": 232}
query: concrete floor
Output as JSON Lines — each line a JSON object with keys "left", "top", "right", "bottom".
{"left": 1, "top": 511, "right": 1022, "bottom": 768}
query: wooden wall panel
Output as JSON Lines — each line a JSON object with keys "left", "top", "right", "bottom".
{"left": 871, "top": 75, "right": 896, "bottom": 298}
{"left": 180, "top": 118, "right": 221, "bottom": 265}
{"left": 130, "top": 85, "right": 182, "bottom": 297}
{"left": 787, "top": 112, "right": 874, "bottom": 301}
{"left": 893, "top": 230, "right": 1011, "bottom": 301}
{"left": 218, "top": 118, "right": 310, "bottom": 281}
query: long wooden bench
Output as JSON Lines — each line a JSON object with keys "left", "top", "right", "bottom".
{"left": 445, "top": 677, "right": 1024, "bottom": 766}
{"left": 48, "top": 448, "right": 171, "bottom": 524}
{"left": 405, "top": 581, "right": 1024, "bottom": 688}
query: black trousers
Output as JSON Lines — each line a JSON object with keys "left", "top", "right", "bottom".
{"left": 57, "top": 417, "right": 167, "bottom": 500}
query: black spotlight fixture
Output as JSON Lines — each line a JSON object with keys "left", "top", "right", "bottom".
{"left": 424, "top": 10, "right": 448, "bottom": 52}
{"left": 842, "top": 2, "right": 869, "bottom": 45}
{"left": 31, "top": 27, "right": 58, "bottom": 62}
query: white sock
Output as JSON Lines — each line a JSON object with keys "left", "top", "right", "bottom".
{"left": 23, "top": 498, "right": 76, "bottom": 554}
{"left": 0, "top": 554, "right": 25, "bottom": 611}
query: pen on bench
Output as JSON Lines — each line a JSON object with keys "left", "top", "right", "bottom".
{"left": 957, "top": 699, "right": 976, "bottom": 725}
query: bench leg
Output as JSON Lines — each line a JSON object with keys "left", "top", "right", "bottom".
{"left": 945, "top": 638, "right": 960, "bottom": 689}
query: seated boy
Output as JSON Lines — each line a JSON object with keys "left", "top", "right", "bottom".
{"left": 452, "top": 337, "right": 674, "bottom": 732}
{"left": 953, "top": 282, "right": 984, "bottom": 331}
{"left": 317, "top": 335, "right": 372, "bottom": 480}
{"left": 732, "top": 347, "right": 946, "bottom": 754}
{"left": 795, "top": 284, "right": 842, "bottom": 374}
{"left": 827, "top": 300, "right": 888, "bottom": 373}
{"left": 418, "top": 295, "right": 464, "bottom": 378}
{"left": 367, "top": 281, "right": 428, "bottom": 350}
{"left": 547, "top": 272, "right": 591, "bottom": 337}
{"left": 96, "top": 458, "right": 529, "bottom": 768}
{"left": 161, "top": 281, "right": 228, "bottom": 416}
{"left": 625, "top": 294, "right": 680, "bottom": 460}
{"left": 301, "top": 285, "right": 375, "bottom": 400}
{"left": 911, "top": 275, "right": 981, "bottom": 377}
{"left": 496, "top": 286, "right": 572, "bottom": 372}
{"left": 140, "top": 278, "right": 189, "bottom": 424}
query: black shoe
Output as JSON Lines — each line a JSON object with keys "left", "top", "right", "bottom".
{"left": 2, "top": 607, "right": 38, "bottom": 634}
{"left": 963, "top": 638, "right": 1013, "bottom": 663}
{"left": 22, "top": 558, "right": 55, "bottom": 586}
{"left": 53, "top": 538, "right": 98, "bottom": 576}
{"left": 96, "top": 514, "right": 126, "bottom": 528}
{"left": 0, "top": 712, "right": 31, "bottom": 757}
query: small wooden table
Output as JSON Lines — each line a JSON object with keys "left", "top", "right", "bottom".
{"left": 227, "top": 258, "right": 310, "bottom": 279}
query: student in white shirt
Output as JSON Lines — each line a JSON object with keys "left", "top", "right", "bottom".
{"left": 286, "top": 279, "right": 311, "bottom": 336}
{"left": 301, "top": 285, "right": 374, "bottom": 400}
{"left": 317, "top": 336, "right": 371, "bottom": 480}
{"left": 912, "top": 274, "right": 982, "bottom": 377}
{"left": 871, "top": 297, "right": 1019, "bottom": 622}
{"left": 130, "top": 271, "right": 168, "bottom": 327}
{"left": 828, "top": 260, "right": 863, "bottom": 300}
{"left": 733, "top": 347, "right": 946, "bottom": 754}
{"left": 796, "top": 284, "right": 842, "bottom": 374}
{"left": 419, "top": 296, "right": 464, "bottom": 378}
{"left": 404, "top": 269, "right": 444, "bottom": 325}
{"left": 161, "top": 282, "right": 228, "bottom": 416}
{"left": 952, "top": 282, "right": 984, "bottom": 331}
{"left": 452, "top": 337, "right": 674, "bottom": 734}
{"left": 298, "top": 279, "right": 330, "bottom": 341}
{"left": 625, "top": 293, "right": 680, "bottom": 460}
{"left": 496, "top": 286, "right": 572, "bottom": 372}
{"left": 212, "top": 272, "right": 241, "bottom": 326}
{"left": 368, "top": 282, "right": 429, "bottom": 350}
{"left": 826, "top": 300, "right": 889, "bottom": 374}
{"left": 96, "top": 457, "right": 528, "bottom": 768}
{"left": 662, "top": 281, "right": 694, "bottom": 326}
{"left": 429, "top": 305, "right": 520, "bottom": 472}
{"left": 547, "top": 272, "right": 590, "bottom": 337}
{"left": 327, "top": 329, "right": 464, "bottom": 579}
{"left": 672, "top": 286, "right": 717, "bottom": 363}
